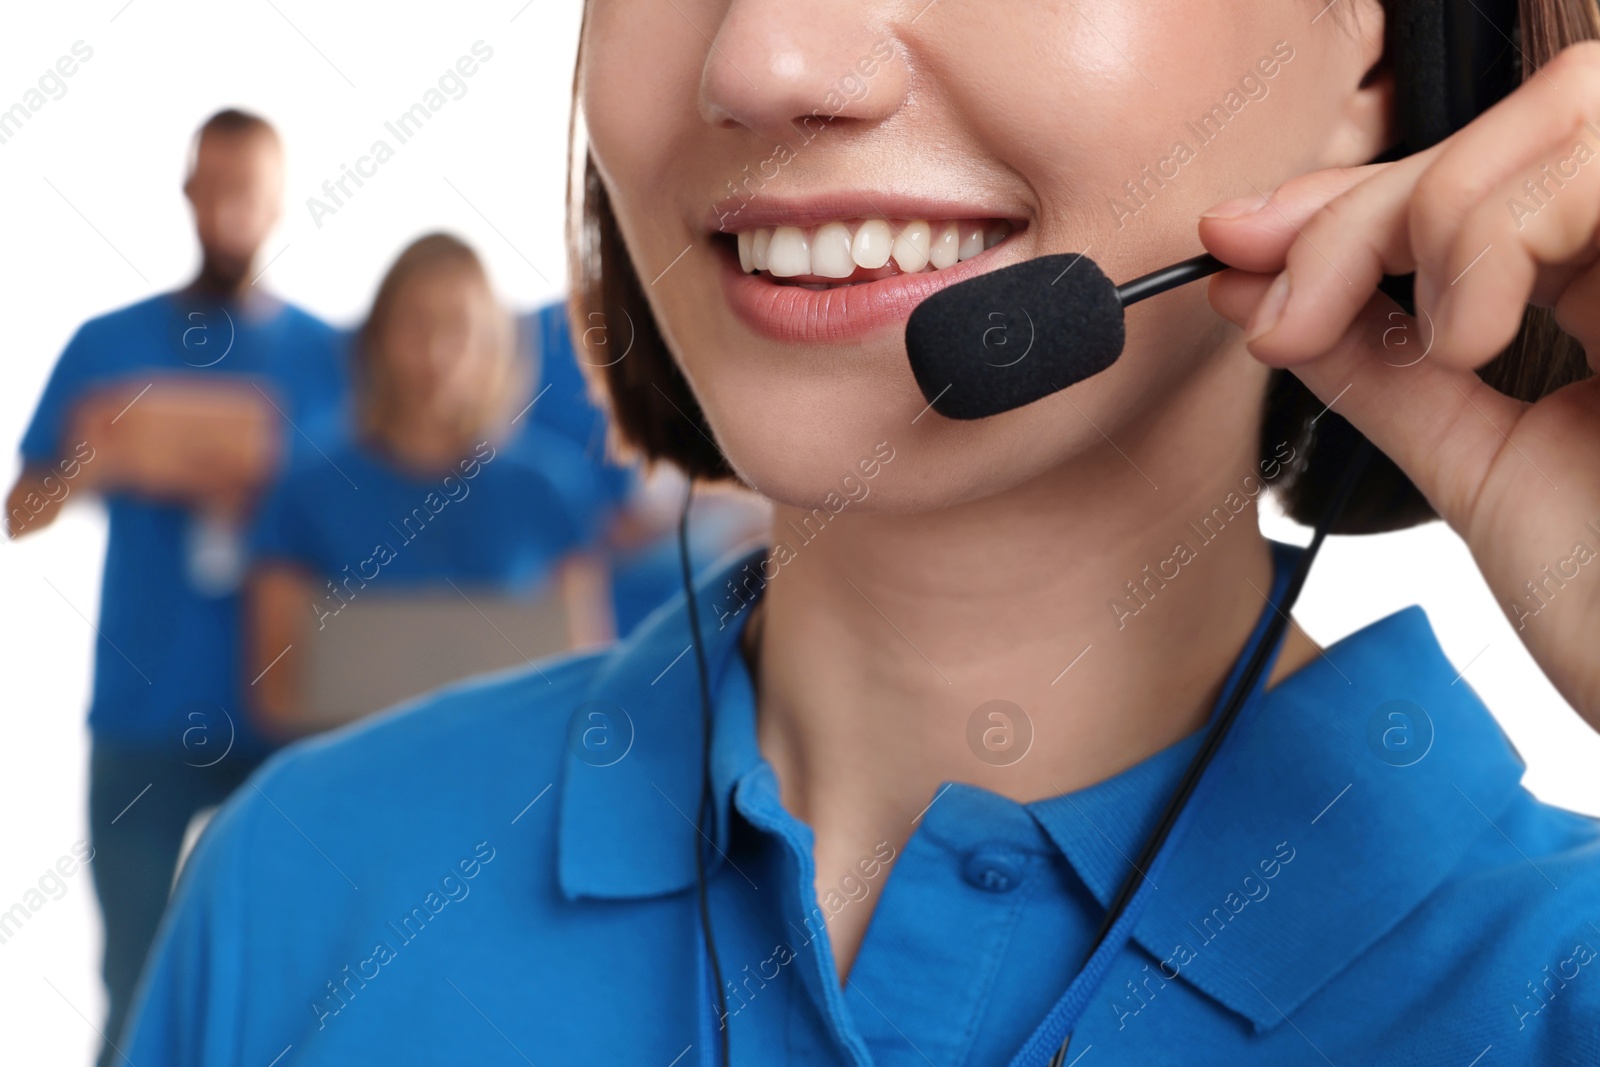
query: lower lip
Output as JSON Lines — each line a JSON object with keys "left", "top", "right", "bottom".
{"left": 717, "top": 239, "right": 1015, "bottom": 345}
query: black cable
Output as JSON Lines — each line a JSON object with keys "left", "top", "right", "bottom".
{"left": 680, "top": 478, "right": 732, "bottom": 1067}
{"left": 1048, "top": 436, "right": 1374, "bottom": 1066}
{"left": 677, "top": 415, "right": 1372, "bottom": 1067}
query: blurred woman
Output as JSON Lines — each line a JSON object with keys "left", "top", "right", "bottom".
{"left": 245, "top": 233, "right": 616, "bottom": 735}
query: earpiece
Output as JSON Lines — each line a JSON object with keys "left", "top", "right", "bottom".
{"left": 1392, "top": 0, "right": 1521, "bottom": 154}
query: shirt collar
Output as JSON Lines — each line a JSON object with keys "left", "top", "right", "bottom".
{"left": 556, "top": 544, "right": 1528, "bottom": 1034}
{"left": 557, "top": 545, "right": 766, "bottom": 900}
{"left": 1028, "top": 603, "right": 1526, "bottom": 1032}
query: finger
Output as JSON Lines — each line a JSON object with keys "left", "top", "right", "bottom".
{"left": 1409, "top": 40, "right": 1600, "bottom": 290}
{"left": 1553, "top": 259, "right": 1600, "bottom": 371}
{"left": 1221, "top": 148, "right": 1441, "bottom": 367}
{"left": 1197, "top": 164, "right": 1390, "bottom": 274}
{"left": 1207, "top": 268, "right": 1274, "bottom": 336}
{"left": 1420, "top": 123, "right": 1600, "bottom": 367}
{"left": 1217, "top": 43, "right": 1600, "bottom": 370}
{"left": 1283, "top": 291, "right": 1531, "bottom": 530}
{"left": 1210, "top": 268, "right": 1441, "bottom": 372}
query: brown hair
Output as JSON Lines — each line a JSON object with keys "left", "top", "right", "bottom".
{"left": 199, "top": 107, "right": 276, "bottom": 141}
{"left": 567, "top": 0, "right": 1598, "bottom": 531}
{"left": 187, "top": 108, "right": 280, "bottom": 176}
{"left": 356, "top": 232, "right": 511, "bottom": 442}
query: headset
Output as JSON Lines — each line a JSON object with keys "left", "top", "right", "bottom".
{"left": 675, "top": 1, "right": 1525, "bottom": 1063}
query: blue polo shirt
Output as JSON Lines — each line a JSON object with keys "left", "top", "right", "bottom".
{"left": 18, "top": 292, "right": 345, "bottom": 754}
{"left": 518, "top": 302, "right": 627, "bottom": 495}
{"left": 125, "top": 543, "right": 1600, "bottom": 1064}
{"left": 249, "top": 424, "right": 615, "bottom": 592}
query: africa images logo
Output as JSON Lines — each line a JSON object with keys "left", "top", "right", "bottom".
{"left": 178, "top": 306, "right": 235, "bottom": 368}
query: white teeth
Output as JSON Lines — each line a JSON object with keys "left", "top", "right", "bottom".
{"left": 929, "top": 221, "right": 960, "bottom": 270}
{"left": 891, "top": 220, "right": 931, "bottom": 272}
{"left": 767, "top": 227, "right": 810, "bottom": 277}
{"left": 811, "top": 222, "right": 855, "bottom": 279}
{"left": 752, "top": 229, "right": 771, "bottom": 272}
{"left": 734, "top": 218, "right": 1014, "bottom": 280}
{"left": 852, "top": 219, "right": 893, "bottom": 269}
{"left": 957, "top": 223, "right": 986, "bottom": 261}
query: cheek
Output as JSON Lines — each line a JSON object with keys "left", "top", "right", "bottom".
{"left": 384, "top": 342, "right": 429, "bottom": 388}
{"left": 249, "top": 194, "right": 279, "bottom": 234}
{"left": 582, "top": 2, "right": 701, "bottom": 226}
{"left": 927, "top": 4, "right": 1322, "bottom": 273}
{"left": 583, "top": 1, "right": 717, "bottom": 374}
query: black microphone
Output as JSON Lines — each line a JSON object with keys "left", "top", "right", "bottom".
{"left": 905, "top": 251, "right": 1418, "bottom": 421}
{"left": 904, "top": 252, "right": 1226, "bottom": 421}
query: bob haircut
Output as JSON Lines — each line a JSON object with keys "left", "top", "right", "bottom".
{"left": 566, "top": 0, "right": 1597, "bottom": 533}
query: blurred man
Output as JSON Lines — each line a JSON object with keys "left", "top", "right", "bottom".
{"left": 6, "top": 109, "right": 345, "bottom": 1065}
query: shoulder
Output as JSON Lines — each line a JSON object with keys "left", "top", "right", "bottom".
{"left": 1197, "top": 600, "right": 1600, "bottom": 1054}
{"left": 32, "top": 299, "right": 174, "bottom": 399}
{"left": 123, "top": 646, "right": 621, "bottom": 1061}
{"left": 260, "top": 433, "right": 367, "bottom": 516}
{"left": 65, "top": 294, "right": 172, "bottom": 349}
{"left": 1347, "top": 608, "right": 1600, "bottom": 1048}
{"left": 1340, "top": 786, "right": 1600, "bottom": 1059}
{"left": 248, "top": 647, "right": 605, "bottom": 829}
{"left": 271, "top": 300, "right": 343, "bottom": 341}
{"left": 1435, "top": 788, "right": 1600, "bottom": 1032}
{"left": 174, "top": 650, "right": 606, "bottom": 911}
{"left": 263, "top": 302, "right": 349, "bottom": 392}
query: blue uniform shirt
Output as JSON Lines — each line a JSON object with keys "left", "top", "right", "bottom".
{"left": 19, "top": 292, "right": 345, "bottom": 754}
{"left": 520, "top": 302, "right": 633, "bottom": 511}
{"left": 250, "top": 423, "right": 615, "bottom": 593}
{"left": 125, "top": 543, "right": 1600, "bottom": 1064}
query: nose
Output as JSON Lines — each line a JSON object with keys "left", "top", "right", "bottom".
{"left": 698, "top": 1, "right": 907, "bottom": 142}
{"left": 426, "top": 326, "right": 465, "bottom": 379}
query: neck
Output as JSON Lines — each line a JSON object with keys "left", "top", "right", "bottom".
{"left": 370, "top": 420, "right": 484, "bottom": 476}
{"left": 746, "top": 352, "right": 1319, "bottom": 926}
{"left": 186, "top": 258, "right": 253, "bottom": 304}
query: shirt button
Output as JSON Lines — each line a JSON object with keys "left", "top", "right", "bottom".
{"left": 963, "top": 849, "right": 1024, "bottom": 893}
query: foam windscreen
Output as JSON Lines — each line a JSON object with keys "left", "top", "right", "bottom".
{"left": 904, "top": 253, "right": 1126, "bottom": 420}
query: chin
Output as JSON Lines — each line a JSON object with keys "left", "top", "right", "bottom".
{"left": 704, "top": 380, "right": 1086, "bottom": 518}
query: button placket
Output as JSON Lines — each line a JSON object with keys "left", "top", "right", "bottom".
{"left": 843, "top": 783, "right": 1051, "bottom": 1066}
{"left": 964, "top": 848, "right": 1026, "bottom": 894}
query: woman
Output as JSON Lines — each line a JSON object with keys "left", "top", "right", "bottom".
{"left": 245, "top": 234, "right": 619, "bottom": 736}
{"left": 129, "top": 2, "right": 1600, "bottom": 1064}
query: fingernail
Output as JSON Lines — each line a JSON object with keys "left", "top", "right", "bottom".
{"left": 1244, "top": 271, "right": 1291, "bottom": 343}
{"left": 1201, "top": 194, "right": 1268, "bottom": 220}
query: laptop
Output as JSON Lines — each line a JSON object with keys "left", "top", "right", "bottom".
{"left": 300, "top": 583, "right": 572, "bottom": 729}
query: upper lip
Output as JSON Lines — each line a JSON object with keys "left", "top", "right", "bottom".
{"left": 705, "top": 191, "right": 1028, "bottom": 233}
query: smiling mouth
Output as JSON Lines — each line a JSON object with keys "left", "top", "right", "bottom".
{"left": 720, "top": 217, "right": 1019, "bottom": 290}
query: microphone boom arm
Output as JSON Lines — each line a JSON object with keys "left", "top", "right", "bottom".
{"left": 1115, "top": 252, "right": 1226, "bottom": 307}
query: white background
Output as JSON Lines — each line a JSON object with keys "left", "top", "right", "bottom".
{"left": 2, "top": 3, "right": 1597, "bottom": 1065}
